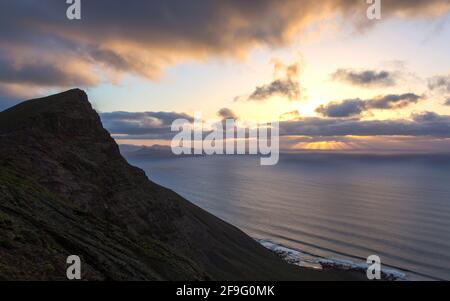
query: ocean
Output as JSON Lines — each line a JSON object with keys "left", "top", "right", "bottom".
{"left": 125, "top": 153, "right": 450, "bottom": 280}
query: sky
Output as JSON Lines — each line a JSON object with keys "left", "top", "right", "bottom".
{"left": 1, "top": 0, "right": 450, "bottom": 152}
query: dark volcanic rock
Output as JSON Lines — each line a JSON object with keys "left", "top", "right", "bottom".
{"left": 0, "top": 89, "right": 352, "bottom": 280}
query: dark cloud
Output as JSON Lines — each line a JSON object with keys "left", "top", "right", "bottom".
{"left": 217, "top": 108, "right": 238, "bottom": 120}
{"left": 100, "top": 111, "right": 194, "bottom": 137}
{"left": 316, "top": 99, "right": 366, "bottom": 118}
{"left": 1, "top": 0, "right": 448, "bottom": 96}
{"left": 248, "top": 79, "right": 300, "bottom": 101}
{"left": 445, "top": 98, "right": 450, "bottom": 106}
{"left": 280, "top": 112, "right": 450, "bottom": 137}
{"left": 101, "top": 109, "right": 450, "bottom": 141}
{"left": 368, "top": 93, "right": 422, "bottom": 109}
{"left": 0, "top": 55, "right": 98, "bottom": 87}
{"left": 411, "top": 111, "right": 448, "bottom": 123}
{"left": 428, "top": 75, "right": 450, "bottom": 93}
{"left": 332, "top": 69, "right": 395, "bottom": 87}
{"left": 316, "top": 93, "right": 423, "bottom": 117}
{"left": 246, "top": 60, "right": 301, "bottom": 101}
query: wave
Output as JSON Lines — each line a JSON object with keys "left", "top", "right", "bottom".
{"left": 257, "top": 239, "right": 407, "bottom": 281}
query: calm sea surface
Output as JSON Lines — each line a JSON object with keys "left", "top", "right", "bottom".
{"left": 126, "top": 153, "right": 450, "bottom": 280}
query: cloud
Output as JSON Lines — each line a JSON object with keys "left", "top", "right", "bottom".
{"left": 246, "top": 60, "right": 301, "bottom": 101}
{"left": 0, "top": 54, "right": 99, "bottom": 87}
{"left": 280, "top": 110, "right": 301, "bottom": 120}
{"left": 248, "top": 79, "right": 300, "bottom": 102}
{"left": 428, "top": 74, "right": 450, "bottom": 92}
{"left": 101, "top": 108, "right": 450, "bottom": 144}
{"left": 100, "top": 111, "right": 194, "bottom": 138}
{"left": 316, "top": 99, "right": 366, "bottom": 118}
{"left": 428, "top": 75, "right": 450, "bottom": 106}
{"left": 331, "top": 69, "right": 395, "bottom": 87}
{"left": 217, "top": 108, "right": 238, "bottom": 120}
{"left": 0, "top": 82, "right": 49, "bottom": 111}
{"left": 280, "top": 112, "right": 450, "bottom": 137}
{"left": 1, "top": 0, "right": 448, "bottom": 97}
{"left": 411, "top": 111, "right": 448, "bottom": 123}
{"left": 316, "top": 93, "right": 423, "bottom": 117}
{"left": 368, "top": 93, "right": 422, "bottom": 109}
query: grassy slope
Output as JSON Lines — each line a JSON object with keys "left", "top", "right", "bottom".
{"left": 0, "top": 168, "right": 207, "bottom": 280}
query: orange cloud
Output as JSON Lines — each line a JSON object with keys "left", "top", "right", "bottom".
{"left": 0, "top": 0, "right": 449, "bottom": 98}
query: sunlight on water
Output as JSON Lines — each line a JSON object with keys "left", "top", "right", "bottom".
{"left": 127, "top": 153, "right": 450, "bottom": 280}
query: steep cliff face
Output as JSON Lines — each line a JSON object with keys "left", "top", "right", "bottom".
{"left": 0, "top": 89, "right": 349, "bottom": 280}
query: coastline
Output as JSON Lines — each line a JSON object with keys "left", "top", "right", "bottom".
{"left": 257, "top": 239, "right": 407, "bottom": 281}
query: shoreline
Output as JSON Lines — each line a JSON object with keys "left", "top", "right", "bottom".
{"left": 257, "top": 238, "right": 449, "bottom": 281}
{"left": 256, "top": 239, "right": 407, "bottom": 281}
